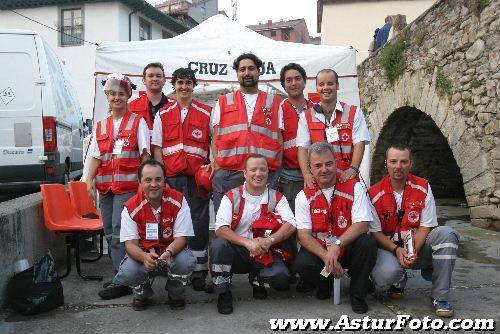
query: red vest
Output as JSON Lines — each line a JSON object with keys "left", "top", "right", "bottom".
{"left": 158, "top": 100, "right": 211, "bottom": 177}
{"left": 128, "top": 94, "right": 154, "bottom": 130}
{"left": 304, "top": 102, "right": 357, "bottom": 170}
{"left": 226, "top": 185, "right": 291, "bottom": 265}
{"left": 368, "top": 174, "right": 428, "bottom": 241}
{"left": 282, "top": 98, "right": 314, "bottom": 170}
{"left": 95, "top": 112, "right": 142, "bottom": 195}
{"left": 304, "top": 179, "right": 357, "bottom": 257}
{"left": 125, "top": 187, "right": 183, "bottom": 254}
{"left": 216, "top": 90, "right": 282, "bottom": 171}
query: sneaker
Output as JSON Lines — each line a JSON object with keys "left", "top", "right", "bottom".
{"left": 102, "top": 280, "right": 113, "bottom": 289}
{"left": 168, "top": 296, "right": 186, "bottom": 310}
{"left": 387, "top": 285, "right": 404, "bottom": 299}
{"left": 191, "top": 277, "right": 206, "bottom": 291}
{"left": 132, "top": 298, "right": 148, "bottom": 311}
{"left": 217, "top": 291, "right": 233, "bottom": 315}
{"left": 296, "top": 278, "right": 316, "bottom": 293}
{"left": 252, "top": 284, "right": 268, "bottom": 300}
{"left": 98, "top": 283, "right": 132, "bottom": 300}
{"left": 350, "top": 295, "right": 368, "bottom": 314}
{"left": 432, "top": 299, "right": 454, "bottom": 318}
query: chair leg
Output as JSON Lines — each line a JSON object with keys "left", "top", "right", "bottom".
{"left": 59, "top": 235, "right": 73, "bottom": 279}
{"left": 82, "top": 232, "right": 104, "bottom": 263}
{"left": 75, "top": 233, "right": 103, "bottom": 281}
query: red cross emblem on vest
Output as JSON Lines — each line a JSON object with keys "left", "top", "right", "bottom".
{"left": 341, "top": 133, "right": 350, "bottom": 142}
{"left": 337, "top": 215, "right": 348, "bottom": 228}
{"left": 163, "top": 226, "right": 173, "bottom": 239}
{"left": 407, "top": 211, "right": 420, "bottom": 223}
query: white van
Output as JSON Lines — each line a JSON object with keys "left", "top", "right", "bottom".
{"left": 0, "top": 29, "right": 85, "bottom": 189}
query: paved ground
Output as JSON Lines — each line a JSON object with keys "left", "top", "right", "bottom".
{"left": 1, "top": 205, "right": 499, "bottom": 333}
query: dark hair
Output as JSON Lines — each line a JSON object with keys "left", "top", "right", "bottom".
{"left": 171, "top": 67, "right": 197, "bottom": 87}
{"left": 280, "top": 63, "right": 307, "bottom": 89}
{"left": 138, "top": 159, "right": 167, "bottom": 181}
{"left": 385, "top": 144, "right": 413, "bottom": 160}
{"left": 244, "top": 153, "right": 268, "bottom": 169}
{"left": 232, "top": 53, "right": 263, "bottom": 71}
{"left": 315, "top": 68, "right": 339, "bottom": 85}
{"left": 143, "top": 62, "right": 165, "bottom": 78}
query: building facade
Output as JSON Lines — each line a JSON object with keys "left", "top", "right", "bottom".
{"left": 156, "top": 0, "right": 218, "bottom": 25}
{"left": 317, "top": 0, "right": 435, "bottom": 63}
{"left": 0, "top": 0, "right": 189, "bottom": 119}
{"left": 247, "top": 18, "right": 314, "bottom": 44}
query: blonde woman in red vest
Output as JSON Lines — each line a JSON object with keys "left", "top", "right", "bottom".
{"left": 112, "top": 160, "right": 196, "bottom": 311}
{"left": 152, "top": 67, "right": 212, "bottom": 291}
{"left": 86, "top": 74, "right": 151, "bottom": 300}
{"left": 369, "top": 145, "right": 459, "bottom": 317}
{"left": 211, "top": 53, "right": 283, "bottom": 213}
{"left": 294, "top": 142, "right": 377, "bottom": 314}
{"left": 296, "top": 69, "right": 371, "bottom": 188}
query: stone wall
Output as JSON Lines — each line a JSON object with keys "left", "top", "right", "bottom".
{"left": 0, "top": 193, "right": 65, "bottom": 306}
{"left": 357, "top": 0, "right": 499, "bottom": 229}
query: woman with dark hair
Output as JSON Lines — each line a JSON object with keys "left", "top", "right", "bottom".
{"left": 151, "top": 68, "right": 212, "bottom": 291}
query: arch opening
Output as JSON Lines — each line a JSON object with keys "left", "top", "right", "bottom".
{"left": 371, "top": 107, "right": 466, "bottom": 201}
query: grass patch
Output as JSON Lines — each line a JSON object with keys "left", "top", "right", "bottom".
{"left": 436, "top": 68, "right": 452, "bottom": 97}
{"left": 470, "top": 78, "right": 483, "bottom": 89}
{"left": 379, "top": 33, "right": 408, "bottom": 85}
{"left": 470, "top": 0, "right": 490, "bottom": 16}
{"left": 414, "top": 29, "right": 428, "bottom": 46}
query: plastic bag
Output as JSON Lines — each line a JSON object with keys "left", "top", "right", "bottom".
{"left": 7, "top": 251, "right": 64, "bottom": 315}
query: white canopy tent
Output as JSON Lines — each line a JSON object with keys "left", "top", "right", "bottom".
{"left": 88, "top": 14, "right": 369, "bottom": 183}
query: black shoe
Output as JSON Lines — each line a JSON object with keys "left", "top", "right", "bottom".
{"left": 366, "top": 279, "right": 376, "bottom": 295}
{"left": 132, "top": 298, "right": 148, "bottom": 311}
{"left": 296, "top": 278, "right": 316, "bottom": 293}
{"left": 204, "top": 280, "right": 214, "bottom": 294}
{"left": 350, "top": 295, "right": 368, "bottom": 314}
{"left": 102, "top": 280, "right": 113, "bottom": 289}
{"left": 192, "top": 277, "right": 206, "bottom": 291}
{"left": 168, "top": 296, "right": 186, "bottom": 310}
{"left": 217, "top": 291, "right": 233, "bottom": 315}
{"left": 98, "top": 283, "right": 132, "bottom": 300}
{"left": 316, "top": 278, "right": 332, "bottom": 300}
{"left": 387, "top": 285, "right": 404, "bottom": 299}
{"left": 252, "top": 284, "right": 268, "bottom": 300}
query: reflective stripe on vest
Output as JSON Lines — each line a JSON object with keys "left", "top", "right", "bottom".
{"left": 218, "top": 123, "right": 248, "bottom": 136}
{"left": 250, "top": 124, "right": 279, "bottom": 140}
{"left": 95, "top": 173, "right": 138, "bottom": 183}
{"left": 283, "top": 138, "right": 296, "bottom": 150}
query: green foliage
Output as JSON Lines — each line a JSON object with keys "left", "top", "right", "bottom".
{"left": 379, "top": 36, "right": 407, "bottom": 85}
{"left": 463, "top": 96, "right": 473, "bottom": 105}
{"left": 471, "top": 0, "right": 490, "bottom": 16}
{"left": 470, "top": 78, "right": 483, "bottom": 89}
{"left": 436, "top": 68, "right": 452, "bottom": 97}
{"left": 414, "top": 29, "right": 428, "bottom": 46}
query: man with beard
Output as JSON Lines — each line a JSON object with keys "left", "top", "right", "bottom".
{"left": 211, "top": 53, "right": 283, "bottom": 213}
{"left": 296, "top": 69, "right": 370, "bottom": 188}
{"left": 129, "top": 62, "right": 170, "bottom": 133}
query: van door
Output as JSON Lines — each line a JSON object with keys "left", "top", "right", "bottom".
{"left": 0, "top": 32, "right": 44, "bottom": 182}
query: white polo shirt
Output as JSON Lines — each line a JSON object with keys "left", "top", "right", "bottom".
{"left": 296, "top": 101, "right": 370, "bottom": 148}
{"left": 215, "top": 183, "right": 296, "bottom": 239}
{"left": 295, "top": 182, "right": 376, "bottom": 231}
{"left": 120, "top": 196, "right": 194, "bottom": 242}
{"left": 369, "top": 184, "right": 438, "bottom": 232}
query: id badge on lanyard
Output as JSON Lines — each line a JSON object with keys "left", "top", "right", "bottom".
{"left": 145, "top": 221, "right": 159, "bottom": 240}
{"left": 325, "top": 126, "right": 339, "bottom": 143}
{"left": 113, "top": 139, "right": 124, "bottom": 155}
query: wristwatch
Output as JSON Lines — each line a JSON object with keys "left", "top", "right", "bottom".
{"left": 334, "top": 239, "right": 343, "bottom": 247}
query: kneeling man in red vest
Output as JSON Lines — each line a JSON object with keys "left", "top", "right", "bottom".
{"left": 112, "top": 160, "right": 196, "bottom": 311}
{"left": 294, "top": 142, "right": 377, "bottom": 314}
{"left": 210, "top": 154, "right": 296, "bottom": 315}
{"left": 369, "top": 145, "right": 460, "bottom": 318}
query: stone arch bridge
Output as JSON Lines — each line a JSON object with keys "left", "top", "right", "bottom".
{"left": 357, "top": 0, "right": 499, "bottom": 229}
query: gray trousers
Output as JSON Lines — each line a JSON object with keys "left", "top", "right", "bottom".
{"left": 209, "top": 237, "right": 290, "bottom": 294}
{"left": 167, "top": 175, "right": 209, "bottom": 278}
{"left": 99, "top": 191, "right": 135, "bottom": 271}
{"left": 212, "top": 169, "right": 280, "bottom": 214}
{"left": 113, "top": 249, "right": 196, "bottom": 301}
{"left": 370, "top": 226, "right": 460, "bottom": 301}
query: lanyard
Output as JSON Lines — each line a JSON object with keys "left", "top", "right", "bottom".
{"left": 392, "top": 182, "right": 407, "bottom": 223}
{"left": 319, "top": 185, "right": 336, "bottom": 235}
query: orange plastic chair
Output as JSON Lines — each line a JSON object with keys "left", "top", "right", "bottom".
{"left": 41, "top": 184, "right": 103, "bottom": 281}
{"left": 68, "top": 181, "right": 105, "bottom": 265}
